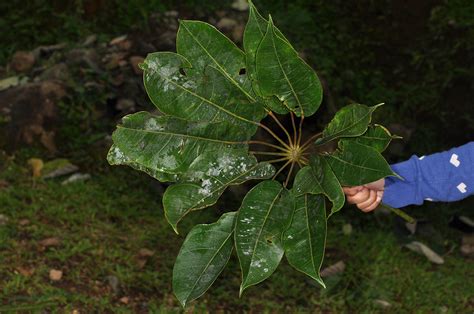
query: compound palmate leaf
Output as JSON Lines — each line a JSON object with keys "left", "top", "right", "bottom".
{"left": 235, "top": 180, "right": 294, "bottom": 294}
{"left": 163, "top": 149, "right": 275, "bottom": 233}
{"left": 284, "top": 194, "right": 326, "bottom": 287}
{"left": 106, "top": 1, "right": 400, "bottom": 307}
{"left": 324, "top": 140, "right": 396, "bottom": 186}
{"left": 173, "top": 212, "right": 236, "bottom": 307}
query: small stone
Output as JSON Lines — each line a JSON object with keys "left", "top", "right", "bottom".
{"left": 49, "top": 269, "right": 63, "bottom": 281}
{"left": 10, "top": 51, "right": 35, "bottom": 73}
{"left": 39, "top": 237, "right": 61, "bottom": 247}
{"left": 119, "top": 296, "right": 130, "bottom": 304}
{"left": 129, "top": 56, "right": 144, "bottom": 75}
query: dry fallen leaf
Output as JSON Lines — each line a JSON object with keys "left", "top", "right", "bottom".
{"left": 404, "top": 241, "right": 444, "bottom": 264}
{"left": 39, "top": 237, "right": 61, "bottom": 247}
{"left": 16, "top": 266, "right": 35, "bottom": 277}
{"left": 320, "top": 260, "right": 346, "bottom": 278}
{"left": 119, "top": 296, "right": 130, "bottom": 304}
{"left": 18, "top": 219, "right": 30, "bottom": 226}
{"left": 49, "top": 269, "right": 63, "bottom": 281}
{"left": 138, "top": 248, "right": 155, "bottom": 258}
{"left": 28, "top": 158, "right": 44, "bottom": 178}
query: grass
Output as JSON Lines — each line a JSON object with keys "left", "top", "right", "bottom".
{"left": 0, "top": 157, "right": 472, "bottom": 312}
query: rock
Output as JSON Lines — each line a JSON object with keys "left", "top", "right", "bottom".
{"left": 0, "top": 214, "right": 9, "bottom": 226}
{"left": 49, "top": 269, "right": 63, "bottom": 281}
{"left": 39, "top": 63, "right": 70, "bottom": 81}
{"left": 0, "top": 80, "right": 65, "bottom": 153}
{"left": 116, "top": 98, "right": 135, "bottom": 112}
{"left": 9, "top": 51, "right": 35, "bottom": 73}
{"left": 231, "top": 0, "right": 249, "bottom": 11}
{"left": 42, "top": 159, "right": 79, "bottom": 179}
{"left": 61, "top": 173, "right": 91, "bottom": 185}
{"left": 39, "top": 237, "right": 61, "bottom": 247}
{"left": 129, "top": 56, "right": 144, "bottom": 75}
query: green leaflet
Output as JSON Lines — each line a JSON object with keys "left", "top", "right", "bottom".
{"left": 315, "top": 103, "right": 382, "bottom": 146}
{"left": 173, "top": 212, "right": 236, "bottom": 307}
{"left": 351, "top": 124, "right": 395, "bottom": 152}
{"left": 235, "top": 180, "right": 294, "bottom": 295}
{"left": 110, "top": 112, "right": 247, "bottom": 176}
{"left": 324, "top": 140, "right": 397, "bottom": 186}
{"left": 255, "top": 17, "right": 323, "bottom": 117}
{"left": 163, "top": 149, "right": 275, "bottom": 233}
{"left": 141, "top": 52, "right": 265, "bottom": 139}
{"left": 293, "top": 156, "right": 345, "bottom": 216}
{"left": 284, "top": 194, "right": 326, "bottom": 287}
{"left": 177, "top": 20, "right": 255, "bottom": 101}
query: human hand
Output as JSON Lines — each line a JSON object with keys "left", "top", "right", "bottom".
{"left": 342, "top": 179, "right": 385, "bottom": 212}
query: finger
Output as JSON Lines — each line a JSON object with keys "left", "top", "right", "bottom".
{"left": 343, "top": 186, "right": 363, "bottom": 196}
{"left": 347, "top": 188, "right": 370, "bottom": 204}
{"left": 361, "top": 194, "right": 382, "bottom": 212}
{"left": 358, "top": 189, "right": 378, "bottom": 212}
{"left": 364, "top": 179, "right": 385, "bottom": 191}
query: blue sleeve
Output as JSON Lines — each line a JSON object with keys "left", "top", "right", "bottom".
{"left": 382, "top": 142, "right": 474, "bottom": 208}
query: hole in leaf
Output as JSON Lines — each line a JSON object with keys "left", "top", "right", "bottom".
{"left": 179, "top": 68, "right": 186, "bottom": 76}
{"left": 265, "top": 236, "right": 274, "bottom": 244}
{"left": 239, "top": 68, "right": 246, "bottom": 75}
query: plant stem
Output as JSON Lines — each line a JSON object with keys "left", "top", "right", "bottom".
{"left": 247, "top": 141, "right": 287, "bottom": 152}
{"left": 300, "top": 156, "right": 309, "bottom": 164}
{"left": 297, "top": 114, "right": 304, "bottom": 147}
{"left": 267, "top": 157, "right": 290, "bottom": 164}
{"left": 272, "top": 159, "right": 291, "bottom": 180}
{"left": 290, "top": 111, "right": 297, "bottom": 145}
{"left": 284, "top": 162, "right": 295, "bottom": 187}
{"left": 259, "top": 123, "right": 292, "bottom": 150}
{"left": 267, "top": 111, "right": 293, "bottom": 147}
{"left": 379, "top": 203, "right": 416, "bottom": 223}
{"left": 300, "top": 132, "right": 322, "bottom": 151}
{"left": 250, "top": 151, "right": 288, "bottom": 156}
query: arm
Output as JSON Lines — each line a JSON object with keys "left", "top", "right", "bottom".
{"left": 344, "top": 141, "right": 474, "bottom": 210}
